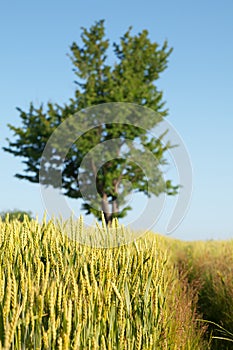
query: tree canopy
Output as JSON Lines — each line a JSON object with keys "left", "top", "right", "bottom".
{"left": 4, "top": 20, "right": 178, "bottom": 224}
{"left": 0, "top": 209, "right": 33, "bottom": 222}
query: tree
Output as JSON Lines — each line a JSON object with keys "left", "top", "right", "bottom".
{"left": 0, "top": 209, "right": 33, "bottom": 222}
{"left": 4, "top": 20, "right": 178, "bottom": 225}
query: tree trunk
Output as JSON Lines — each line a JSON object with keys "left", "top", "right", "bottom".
{"left": 101, "top": 182, "right": 119, "bottom": 226}
{"left": 112, "top": 195, "right": 119, "bottom": 219}
{"left": 112, "top": 180, "right": 119, "bottom": 220}
{"left": 101, "top": 193, "right": 112, "bottom": 225}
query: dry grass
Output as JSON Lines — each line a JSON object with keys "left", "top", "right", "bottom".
{"left": 172, "top": 239, "right": 233, "bottom": 350}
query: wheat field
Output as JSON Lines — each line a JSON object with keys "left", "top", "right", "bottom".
{"left": 0, "top": 216, "right": 208, "bottom": 349}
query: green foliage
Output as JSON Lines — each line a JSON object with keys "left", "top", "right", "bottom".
{"left": 0, "top": 209, "right": 33, "bottom": 222}
{"left": 3, "top": 20, "right": 178, "bottom": 223}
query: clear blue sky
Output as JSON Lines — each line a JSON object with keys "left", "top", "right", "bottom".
{"left": 1, "top": 0, "right": 233, "bottom": 240}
